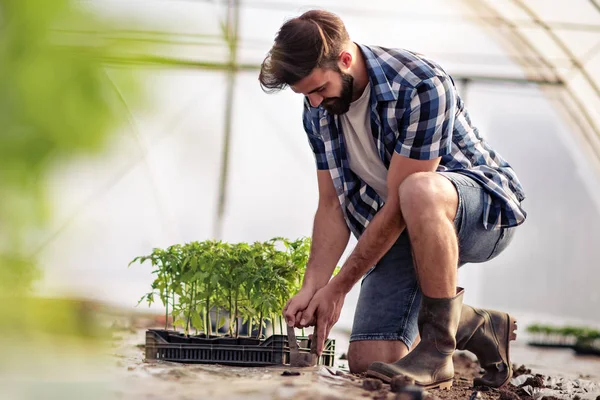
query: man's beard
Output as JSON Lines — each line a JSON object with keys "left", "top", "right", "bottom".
{"left": 322, "top": 72, "right": 354, "bottom": 115}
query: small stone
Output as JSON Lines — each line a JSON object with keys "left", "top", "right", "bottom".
{"left": 512, "top": 364, "right": 531, "bottom": 377}
{"left": 469, "top": 391, "right": 483, "bottom": 399}
{"left": 166, "top": 369, "right": 189, "bottom": 379}
{"left": 499, "top": 389, "right": 520, "bottom": 400}
{"left": 281, "top": 370, "right": 301, "bottom": 376}
{"left": 394, "top": 386, "right": 425, "bottom": 400}
{"left": 390, "top": 375, "right": 415, "bottom": 392}
{"left": 573, "top": 396, "right": 581, "bottom": 400}
{"left": 595, "top": 396, "right": 600, "bottom": 400}
{"left": 422, "top": 391, "right": 440, "bottom": 400}
{"left": 339, "top": 353, "right": 348, "bottom": 360}
{"left": 127, "top": 366, "right": 135, "bottom": 371}
{"left": 521, "top": 375, "right": 544, "bottom": 388}
{"left": 371, "top": 393, "right": 388, "bottom": 400}
{"left": 362, "top": 378, "right": 383, "bottom": 391}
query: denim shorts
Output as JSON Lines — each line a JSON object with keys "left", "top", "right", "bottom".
{"left": 349, "top": 172, "right": 517, "bottom": 346}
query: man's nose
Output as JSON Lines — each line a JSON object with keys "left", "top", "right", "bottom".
{"left": 308, "top": 93, "right": 323, "bottom": 108}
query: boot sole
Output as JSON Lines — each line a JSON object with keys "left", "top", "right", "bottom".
{"left": 366, "top": 370, "right": 453, "bottom": 390}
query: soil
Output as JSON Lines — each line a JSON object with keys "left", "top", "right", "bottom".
{"left": 391, "top": 375, "right": 416, "bottom": 392}
{"left": 513, "top": 365, "right": 532, "bottom": 377}
{"left": 362, "top": 378, "right": 383, "bottom": 391}
{"left": 111, "top": 325, "right": 600, "bottom": 400}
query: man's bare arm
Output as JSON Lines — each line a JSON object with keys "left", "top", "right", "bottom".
{"left": 284, "top": 170, "right": 350, "bottom": 326}
{"left": 302, "top": 170, "right": 351, "bottom": 291}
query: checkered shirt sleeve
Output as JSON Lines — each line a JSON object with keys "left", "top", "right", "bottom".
{"left": 395, "top": 76, "right": 455, "bottom": 160}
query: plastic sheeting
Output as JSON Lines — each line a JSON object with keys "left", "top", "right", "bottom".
{"left": 41, "top": 1, "right": 600, "bottom": 322}
{"left": 86, "top": 0, "right": 600, "bottom": 166}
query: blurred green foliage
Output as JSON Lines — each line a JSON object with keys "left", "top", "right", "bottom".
{"left": 0, "top": 0, "right": 149, "bottom": 297}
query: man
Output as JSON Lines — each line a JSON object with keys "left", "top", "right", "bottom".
{"left": 259, "top": 10, "right": 526, "bottom": 390}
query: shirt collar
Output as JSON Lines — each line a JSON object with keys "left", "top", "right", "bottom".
{"left": 357, "top": 43, "right": 398, "bottom": 102}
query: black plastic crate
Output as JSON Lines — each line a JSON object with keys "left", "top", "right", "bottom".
{"left": 527, "top": 341, "right": 575, "bottom": 349}
{"left": 573, "top": 338, "right": 600, "bottom": 357}
{"left": 145, "top": 329, "right": 336, "bottom": 367}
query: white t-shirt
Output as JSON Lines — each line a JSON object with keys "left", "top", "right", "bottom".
{"left": 339, "top": 83, "right": 389, "bottom": 201}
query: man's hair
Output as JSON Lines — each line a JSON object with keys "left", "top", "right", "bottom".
{"left": 259, "top": 10, "right": 350, "bottom": 93}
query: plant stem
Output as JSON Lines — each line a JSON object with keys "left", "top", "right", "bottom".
{"left": 165, "top": 274, "right": 169, "bottom": 330}
{"left": 172, "top": 288, "right": 176, "bottom": 332}
{"left": 206, "top": 292, "right": 212, "bottom": 336}
{"left": 234, "top": 295, "right": 239, "bottom": 338}
{"left": 192, "top": 282, "right": 198, "bottom": 336}
{"left": 229, "top": 292, "right": 234, "bottom": 337}
{"left": 258, "top": 311, "right": 263, "bottom": 338}
{"left": 216, "top": 308, "right": 221, "bottom": 336}
{"left": 203, "top": 307, "right": 207, "bottom": 337}
{"left": 279, "top": 316, "right": 283, "bottom": 335}
{"left": 186, "top": 282, "right": 195, "bottom": 336}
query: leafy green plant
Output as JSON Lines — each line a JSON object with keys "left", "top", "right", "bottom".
{"left": 130, "top": 237, "right": 313, "bottom": 339}
{"left": 129, "top": 245, "right": 182, "bottom": 330}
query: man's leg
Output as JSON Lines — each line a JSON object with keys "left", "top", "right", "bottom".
{"left": 442, "top": 172, "right": 518, "bottom": 388}
{"left": 347, "top": 231, "right": 421, "bottom": 373}
{"left": 348, "top": 334, "right": 422, "bottom": 373}
{"left": 367, "top": 171, "right": 519, "bottom": 389}
{"left": 366, "top": 171, "right": 466, "bottom": 389}
{"left": 399, "top": 172, "right": 459, "bottom": 298}
{"left": 348, "top": 341, "right": 407, "bottom": 373}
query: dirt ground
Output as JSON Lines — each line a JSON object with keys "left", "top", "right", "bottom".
{"left": 110, "top": 325, "right": 600, "bottom": 400}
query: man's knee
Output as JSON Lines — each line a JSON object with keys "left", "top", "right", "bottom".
{"left": 398, "top": 172, "right": 457, "bottom": 225}
{"left": 347, "top": 340, "right": 410, "bottom": 373}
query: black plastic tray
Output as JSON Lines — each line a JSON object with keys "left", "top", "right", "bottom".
{"left": 527, "top": 342, "right": 575, "bottom": 349}
{"left": 573, "top": 345, "right": 600, "bottom": 356}
{"left": 527, "top": 340, "right": 600, "bottom": 357}
{"left": 573, "top": 338, "right": 600, "bottom": 357}
{"left": 145, "top": 329, "right": 336, "bottom": 367}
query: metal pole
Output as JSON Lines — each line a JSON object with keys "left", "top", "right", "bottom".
{"left": 213, "top": 0, "right": 240, "bottom": 240}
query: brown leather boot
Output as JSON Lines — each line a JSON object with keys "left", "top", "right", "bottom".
{"left": 456, "top": 305, "right": 517, "bottom": 387}
{"left": 366, "top": 288, "right": 464, "bottom": 390}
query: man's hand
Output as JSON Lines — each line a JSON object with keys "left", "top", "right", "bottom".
{"left": 283, "top": 286, "right": 317, "bottom": 328}
{"left": 299, "top": 283, "right": 345, "bottom": 355}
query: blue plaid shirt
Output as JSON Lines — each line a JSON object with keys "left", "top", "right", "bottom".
{"left": 302, "top": 44, "right": 526, "bottom": 238}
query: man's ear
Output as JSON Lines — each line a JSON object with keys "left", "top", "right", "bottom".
{"left": 338, "top": 51, "right": 353, "bottom": 70}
